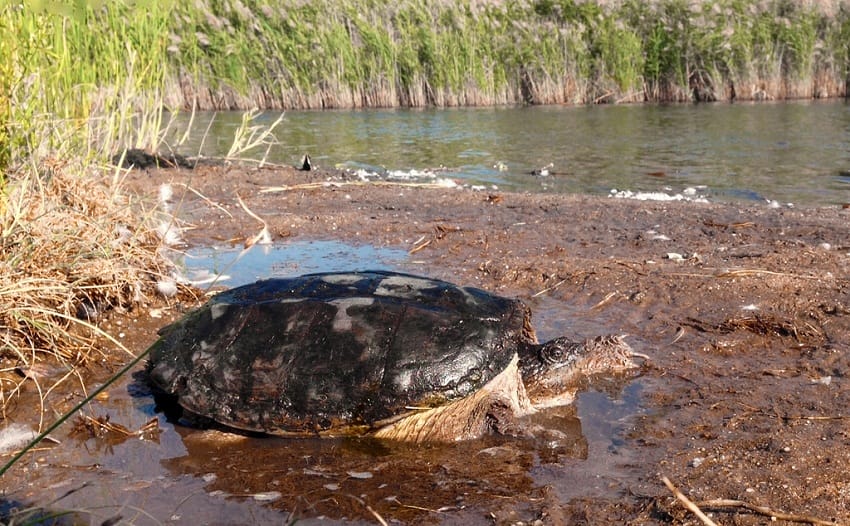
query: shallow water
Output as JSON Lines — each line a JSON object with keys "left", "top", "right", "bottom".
{"left": 168, "top": 100, "right": 850, "bottom": 206}
{"left": 169, "top": 239, "right": 409, "bottom": 288}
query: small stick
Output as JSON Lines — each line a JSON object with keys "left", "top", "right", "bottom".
{"left": 670, "top": 326, "right": 686, "bottom": 344}
{"left": 236, "top": 194, "right": 272, "bottom": 248}
{"left": 590, "top": 291, "right": 619, "bottom": 310}
{"left": 715, "top": 269, "right": 820, "bottom": 280}
{"left": 387, "top": 496, "right": 442, "bottom": 513}
{"left": 532, "top": 278, "right": 566, "bottom": 298}
{"left": 696, "top": 499, "right": 842, "bottom": 526}
{"left": 784, "top": 415, "right": 848, "bottom": 421}
{"left": 662, "top": 476, "right": 719, "bottom": 526}
{"left": 365, "top": 505, "right": 389, "bottom": 526}
{"left": 170, "top": 181, "right": 232, "bottom": 217}
{"left": 260, "top": 180, "right": 452, "bottom": 193}
{"left": 345, "top": 493, "right": 389, "bottom": 526}
{"left": 409, "top": 239, "right": 432, "bottom": 254}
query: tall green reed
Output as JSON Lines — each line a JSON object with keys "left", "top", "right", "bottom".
{"left": 162, "top": 0, "right": 850, "bottom": 109}
{"left": 0, "top": 1, "right": 174, "bottom": 173}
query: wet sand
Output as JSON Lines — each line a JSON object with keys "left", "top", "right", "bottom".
{"left": 4, "top": 163, "right": 850, "bottom": 525}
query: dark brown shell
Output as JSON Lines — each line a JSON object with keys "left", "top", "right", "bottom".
{"left": 147, "top": 271, "right": 536, "bottom": 435}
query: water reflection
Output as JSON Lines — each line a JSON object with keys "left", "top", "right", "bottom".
{"left": 162, "top": 412, "right": 588, "bottom": 522}
{"left": 168, "top": 240, "right": 409, "bottom": 288}
{"left": 167, "top": 100, "right": 850, "bottom": 205}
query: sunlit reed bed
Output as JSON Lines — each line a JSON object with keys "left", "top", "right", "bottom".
{"left": 167, "top": 0, "right": 850, "bottom": 108}
{"left": 5, "top": 0, "right": 849, "bottom": 120}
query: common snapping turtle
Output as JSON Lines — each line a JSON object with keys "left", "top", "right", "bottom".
{"left": 148, "top": 271, "right": 639, "bottom": 442}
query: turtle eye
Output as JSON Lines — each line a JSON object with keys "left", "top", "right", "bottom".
{"left": 541, "top": 345, "right": 565, "bottom": 364}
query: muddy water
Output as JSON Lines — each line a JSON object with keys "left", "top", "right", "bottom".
{"left": 3, "top": 243, "right": 645, "bottom": 525}
{"left": 168, "top": 100, "right": 850, "bottom": 206}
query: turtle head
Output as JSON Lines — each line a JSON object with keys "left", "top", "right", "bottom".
{"left": 519, "top": 335, "right": 641, "bottom": 406}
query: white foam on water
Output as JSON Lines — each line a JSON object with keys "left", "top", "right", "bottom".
{"left": 610, "top": 188, "right": 710, "bottom": 203}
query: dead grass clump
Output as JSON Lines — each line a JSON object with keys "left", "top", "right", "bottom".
{"left": 0, "top": 161, "right": 172, "bottom": 415}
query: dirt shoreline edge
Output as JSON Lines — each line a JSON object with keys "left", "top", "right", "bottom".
{"left": 5, "top": 162, "right": 848, "bottom": 525}
{"left": 119, "top": 164, "right": 850, "bottom": 523}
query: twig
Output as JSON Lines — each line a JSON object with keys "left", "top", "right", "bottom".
{"left": 366, "top": 505, "right": 389, "bottom": 526}
{"left": 532, "top": 278, "right": 566, "bottom": 298}
{"left": 170, "top": 181, "right": 232, "bottom": 218}
{"left": 696, "top": 499, "right": 842, "bottom": 526}
{"left": 590, "top": 291, "right": 619, "bottom": 310}
{"left": 615, "top": 260, "right": 647, "bottom": 275}
{"left": 409, "top": 238, "right": 432, "bottom": 254}
{"left": 236, "top": 194, "right": 271, "bottom": 248}
{"left": 662, "top": 476, "right": 719, "bottom": 526}
{"left": 666, "top": 268, "right": 823, "bottom": 280}
{"left": 387, "top": 496, "right": 443, "bottom": 513}
{"left": 783, "top": 415, "right": 848, "bottom": 421}
{"left": 259, "top": 180, "right": 452, "bottom": 193}
{"left": 670, "top": 326, "right": 686, "bottom": 344}
{"left": 344, "top": 493, "right": 389, "bottom": 526}
{"left": 715, "top": 268, "right": 821, "bottom": 280}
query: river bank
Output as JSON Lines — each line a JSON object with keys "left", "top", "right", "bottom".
{"left": 9, "top": 163, "right": 849, "bottom": 524}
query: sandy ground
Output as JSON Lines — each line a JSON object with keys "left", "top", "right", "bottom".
{"left": 5, "top": 162, "right": 849, "bottom": 525}
{"left": 117, "top": 163, "right": 850, "bottom": 524}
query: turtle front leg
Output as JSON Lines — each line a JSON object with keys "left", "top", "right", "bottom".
{"left": 484, "top": 398, "right": 525, "bottom": 436}
{"left": 373, "top": 355, "right": 534, "bottom": 442}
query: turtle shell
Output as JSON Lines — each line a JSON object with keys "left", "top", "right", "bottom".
{"left": 147, "top": 271, "right": 537, "bottom": 436}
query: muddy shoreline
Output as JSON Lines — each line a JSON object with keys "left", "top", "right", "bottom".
{"left": 6, "top": 163, "right": 850, "bottom": 524}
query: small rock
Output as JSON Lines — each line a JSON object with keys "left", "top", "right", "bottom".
{"left": 812, "top": 376, "right": 832, "bottom": 386}
{"left": 252, "top": 491, "right": 281, "bottom": 502}
{"left": 346, "top": 470, "right": 373, "bottom": 479}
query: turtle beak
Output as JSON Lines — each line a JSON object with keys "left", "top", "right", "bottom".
{"left": 584, "top": 335, "right": 644, "bottom": 371}
{"left": 628, "top": 349, "right": 651, "bottom": 364}
{"left": 621, "top": 336, "right": 650, "bottom": 368}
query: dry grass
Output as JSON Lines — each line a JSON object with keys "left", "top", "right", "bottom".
{"left": 0, "top": 159, "right": 172, "bottom": 417}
